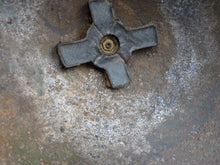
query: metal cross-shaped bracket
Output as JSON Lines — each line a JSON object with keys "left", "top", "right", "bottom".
{"left": 57, "top": 0, "right": 158, "bottom": 88}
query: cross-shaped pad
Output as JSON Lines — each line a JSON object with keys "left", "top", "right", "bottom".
{"left": 57, "top": 0, "right": 158, "bottom": 88}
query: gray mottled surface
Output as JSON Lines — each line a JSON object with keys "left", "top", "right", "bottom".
{"left": 0, "top": 0, "right": 219, "bottom": 165}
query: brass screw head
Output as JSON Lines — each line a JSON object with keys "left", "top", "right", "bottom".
{"left": 100, "top": 35, "right": 120, "bottom": 55}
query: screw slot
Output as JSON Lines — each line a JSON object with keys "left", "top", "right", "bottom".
{"left": 100, "top": 35, "right": 120, "bottom": 56}
{"left": 106, "top": 42, "right": 112, "bottom": 49}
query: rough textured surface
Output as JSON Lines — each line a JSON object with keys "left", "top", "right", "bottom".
{"left": 0, "top": 0, "right": 219, "bottom": 165}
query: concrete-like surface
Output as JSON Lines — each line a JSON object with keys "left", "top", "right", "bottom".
{"left": 0, "top": 0, "right": 219, "bottom": 164}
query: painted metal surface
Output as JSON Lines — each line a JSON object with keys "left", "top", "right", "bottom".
{"left": 0, "top": 0, "right": 219, "bottom": 165}
{"left": 58, "top": 0, "right": 158, "bottom": 88}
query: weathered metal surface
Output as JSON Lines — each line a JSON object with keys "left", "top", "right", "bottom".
{"left": 0, "top": 0, "right": 219, "bottom": 165}
{"left": 58, "top": 0, "right": 158, "bottom": 88}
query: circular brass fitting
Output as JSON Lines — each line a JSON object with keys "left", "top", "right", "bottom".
{"left": 100, "top": 35, "right": 120, "bottom": 56}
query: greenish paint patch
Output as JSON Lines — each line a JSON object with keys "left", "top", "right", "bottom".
{"left": 7, "top": 128, "right": 89, "bottom": 165}
{"left": 8, "top": 131, "right": 41, "bottom": 165}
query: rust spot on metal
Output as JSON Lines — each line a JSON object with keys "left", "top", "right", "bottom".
{"left": 0, "top": 91, "right": 18, "bottom": 119}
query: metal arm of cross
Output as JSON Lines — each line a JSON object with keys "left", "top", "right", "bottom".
{"left": 57, "top": 0, "right": 158, "bottom": 88}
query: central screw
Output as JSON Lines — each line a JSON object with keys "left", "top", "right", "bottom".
{"left": 100, "top": 34, "right": 120, "bottom": 56}
{"left": 106, "top": 42, "right": 112, "bottom": 49}
{"left": 102, "top": 38, "right": 114, "bottom": 51}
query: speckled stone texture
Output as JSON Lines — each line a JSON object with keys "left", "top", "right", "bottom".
{"left": 0, "top": 0, "right": 219, "bottom": 165}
